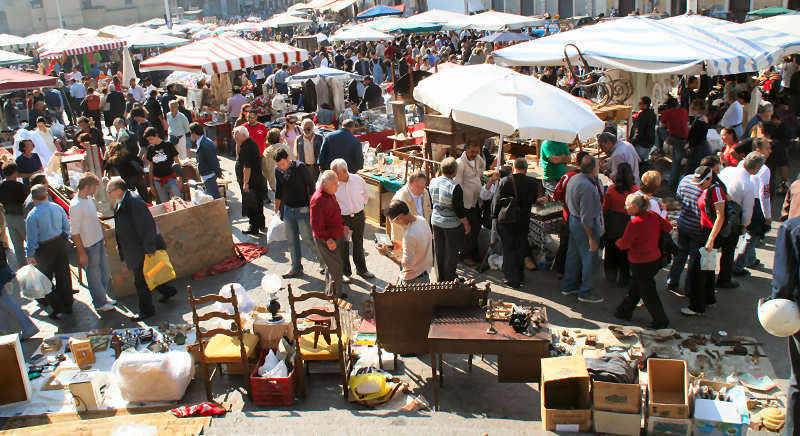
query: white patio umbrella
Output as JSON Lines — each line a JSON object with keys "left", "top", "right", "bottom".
{"left": 329, "top": 26, "right": 394, "bottom": 42}
{"left": 413, "top": 64, "right": 603, "bottom": 143}
{"left": 263, "top": 14, "right": 312, "bottom": 28}
{"left": 288, "top": 66, "right": 362, "bottom": 82}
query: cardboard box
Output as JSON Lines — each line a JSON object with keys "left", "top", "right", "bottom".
{"left": 593, "top": 380, "right": 642, "bottom": 413}
{"left": 647, "top": 416, "right": 693, "bottom": 436}
{"left": 593, "top": 409, "right": 642, "bottom": 435}
{"left": 0, "top": 334, "right": 30, "bottom": 405}
{"left": 68, "top": 371, "right": 107, "bottom": 411}
{"left": 540, "top": 356, "right": 592, "bottom": 432}
{"left": 69, "top": 338, "right": 96, "bottom": 369}
{"left": 693, "top": 398, "right": 746, "bottom": 436}
{"left": 648, "top": 358, "right": 689, "bottom": 418}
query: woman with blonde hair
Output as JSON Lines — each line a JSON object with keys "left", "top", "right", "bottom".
{"left": 639, "top": 170, "right": 666, "bottom": 218}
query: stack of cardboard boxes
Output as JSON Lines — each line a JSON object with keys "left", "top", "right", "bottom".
{"left": 647, "top": 358, "right": 692, "bottom": 436}
{"left": 592, "top": 364, "right": 643, "bottom": 435}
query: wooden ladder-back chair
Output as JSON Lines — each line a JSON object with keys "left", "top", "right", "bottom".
{"left": 287, "top": 284, "right": 348, "bottom": 399}
{"left": 188, "top": 284, "right": 260, "bottom": 401}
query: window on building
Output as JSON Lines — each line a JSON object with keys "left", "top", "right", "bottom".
{"left": 125, "top": 0, "right": 133, "bottom": 5}
{"left": 30, "top": 0, "right": 43, "bottom": 8}
{"left": 81, "top": 0, "right": 92, "bottom": 8}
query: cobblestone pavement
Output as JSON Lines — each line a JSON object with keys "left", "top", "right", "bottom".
{"left": 0, "top": 152, "right": 788, "bottom": 434}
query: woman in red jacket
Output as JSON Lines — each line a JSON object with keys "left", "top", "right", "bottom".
{"left": 613, "top": 193, "right": 673, "bottom": 329}
{"left": 602, "top": 162, "right": 638, "bottom": 286}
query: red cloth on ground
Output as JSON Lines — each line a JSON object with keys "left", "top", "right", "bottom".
{"left": 170, "top": 402, "right": 227, "bottom": 418}
{"left": 191, "top": 242, "right": 267, "bottom": 280}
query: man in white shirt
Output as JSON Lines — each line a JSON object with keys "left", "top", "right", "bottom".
{"left": 598, "top": 131, "right": 640, "bottom": 186}
{"left": 69, "top": 173, "right": 116, "bottom": 312}
{"left": 454, "top": 142, "right": 486, "bottom": 265}
{"left": 129, "top": 78, "right": 146, "bottom": 103}
{"left": 375, "top": 41, "right": 386, "bottom": 59}
{"left": 717, "top": 151, "right": 765, "bottom": 287}
{"left": 734, "top": 143, "right": 771, "bottom": 276}
{"left": 720, "top": 90, "right": 744, "bottom": 138}
{"left": 331, "top": 158, "right": 374, "bottom": 281}
{"left": 69, "top": 79, "right": 87, "bottom": 115}
{"left": 378, "top": 200, "right": 434, "bottom": 284}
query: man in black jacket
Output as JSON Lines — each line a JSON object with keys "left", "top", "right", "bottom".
{"left": 106, "top": 177, "right": 176, "bottom": 320}
{"left": 106, "top": 84, "right": 126, "bottom": 134}
{"left": 630, "top": 96, "right": 657, "bottom": 171}
{"left": 359, "top": 76, "right": 383, "bottom": 111}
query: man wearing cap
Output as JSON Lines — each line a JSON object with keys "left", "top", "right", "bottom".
{"left": 667, "top": 166, "right": 711, "bottom": 295}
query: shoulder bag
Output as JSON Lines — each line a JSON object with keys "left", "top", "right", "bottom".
{"left": 497, "top": 175, "right": 520, "bottom": 225}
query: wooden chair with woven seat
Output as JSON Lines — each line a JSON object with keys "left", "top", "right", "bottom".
{"left": 188, "top": 284, "right": 260, "bottom": 401}
{"left": 287, "top": 284, "right": 348, "bottom": 398}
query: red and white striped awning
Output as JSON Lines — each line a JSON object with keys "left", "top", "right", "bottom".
{"left": 139, "top": 37, "right": 308, "bottom": 75}
{"left": 39, "top": 35, "right": 127, "bottom": 58}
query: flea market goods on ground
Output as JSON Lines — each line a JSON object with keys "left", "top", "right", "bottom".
{"left": 0, "top": 4, "right": 799, "bottom": 435}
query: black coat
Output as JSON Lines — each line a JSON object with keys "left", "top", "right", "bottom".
{"left": 303, "top": 79, "right": 317, "bottom": 113}
{"left": 114, "top": 191, "right": 166, "bottom": 271}
{"left": 107, "top": 91, "right": 126, "bottom": 119}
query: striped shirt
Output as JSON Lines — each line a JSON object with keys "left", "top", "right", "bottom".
{"left": 676, "top": 174, "right": 703, "bottom": 237}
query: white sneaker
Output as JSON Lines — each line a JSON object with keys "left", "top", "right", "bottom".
{"left": 106, "top": 297, "right": 117, "bottom": 305}
{"left": 680, "top": 307, "right": 702, "bottom": 316}
{"left": 97, "top": 303, "right": 116, "bottom": 312}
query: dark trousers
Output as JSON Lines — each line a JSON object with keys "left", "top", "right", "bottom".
{"left": 498, "top": 223, "right": 528, "bottom": 284}
{"left": 132, "top": 260, "right": 175, "bottom": 315}
{"left": 668, "top": 230, "right": 702, "bottom": 291}
{"left": 716, "top": 230, "right": 741, "bottom": 284}
{"left": 615, "top": 260, "right": 669, "bottom": 326}
{"left": 245, "top": 195, "right": 265, "bottom": 231}
{"left": 460, "top": 207, "right": 482, "bottom": 261}
{"left": 604, "top": 240, "right": 629, "bottom": 283}
{"left": 71, "top": 98, "right": 83, "bottom": 116}
{"left": 688, "top": 230, "right": 717, "bottom": 313}
{"left": 553, "top": 219, "right": 569, "bottom": 275}
{"left": 785, "top": 333, "right": 800, "bottom": 435}
{"left": 341, "top": 211, "right": 367, "bottom": 276}
{"left": 125, "top": 175, "right": 152, "bottom": 203}
{"left": 433, "top": 224, "right": 464, "bottom": 282}
{"left": 35, "top": 237, "right": 73, "bottom": 313}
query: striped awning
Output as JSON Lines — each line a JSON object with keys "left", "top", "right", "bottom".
{"left": 40, "top": 35, "right": 127, "bottom": 58}
{"left": 0, "top": 67, "right": 57, "bottom": 92}
{"left": 139, "top": 36, "right": 308, "bottom": 74}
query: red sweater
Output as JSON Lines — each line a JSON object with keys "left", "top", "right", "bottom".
{"left": 603, "top": 184, "right": 640, "bottom": 214}
{"left": 616, "top": 211, "right": 672, "bottom": 264}
{"left": 310, "top": 186, "right": 344, "bottom": 241}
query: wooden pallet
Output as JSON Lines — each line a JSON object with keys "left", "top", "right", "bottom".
{"left": 0, "top": 410, "right": 210, "bottom": 436}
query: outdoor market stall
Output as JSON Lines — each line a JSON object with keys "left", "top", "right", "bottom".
{"left": 0, "top": 50, "right": 34, "bottom": 67}
{"left": 38, "top": 35, "right": 128, "bottom": 59}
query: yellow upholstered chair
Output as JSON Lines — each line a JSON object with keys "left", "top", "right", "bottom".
{"left": 188, "top": 285, "right": 259, "bottom": 401}
{"left": 287, "top": 284, "right": 348, "bottom": 398}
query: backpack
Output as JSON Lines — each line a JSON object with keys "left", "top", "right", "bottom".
{"left": 700, "top": 183, "right": 742, "bottom": 239}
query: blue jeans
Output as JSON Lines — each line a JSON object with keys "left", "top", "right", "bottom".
{"left": 283, "top": 206, "right": 319, "bottom": 271}
{"left": 562, "top": 215, "right": 601, "bottom": 296}
{"left": 0, "top": 281, "right": 38, "bottom": 338}
{"left": 85, "top": 241, "right": 112, "bottom": 309}
{"left": 401, "top": 271, "right": 429, "bottom": 284}
{"left": 203, "top": 177, "right": 221, "bottom": 199}
{"left": 669, "top": 137, "right": 687, "bottom": 190}
{"left": 153, "top": 178, "right": 181, "bottom": 203}
{"left": 667, "top": 230, "right": 702, "bottom": 290}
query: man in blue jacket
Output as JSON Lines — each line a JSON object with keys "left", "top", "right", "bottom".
{"left": 318, "top": 119, "right": 364, "bottom": 172}
{"left": 189, "top": 122, "right": 222, "bottom": 199}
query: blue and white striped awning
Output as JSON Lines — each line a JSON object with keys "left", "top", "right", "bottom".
{"left": 0, "top": 49, "right": 33, "bottom": 67}
{"left": 493, "top": 16, "right": 783, "bottom": 75}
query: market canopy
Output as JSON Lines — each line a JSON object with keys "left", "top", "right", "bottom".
{"left": 139, "top": 37, "right": 308, "bottom": 74}
{"left": 0, "top": 68, "right": 57, "bottom": 92}
{"left": 413, "top": 64, "right": 603, "bottom": 142}
{"left": 493, "top": 16, "right": 782, "bottom": 75}
{"left": 0, "top": 34, "right": 35, "bottom": 51}
{"left": 263, "top": 14, "right": 312, "bottom": 28}
{"left": 39, "top": 35, "right": 127, "bottom": 59}
{"left": 449, "top": 10, "right": 546, "bottom": 31}
{"left": 357, "top": 5, "right": 403, "bottom": 19}
{"left": 125, "top": 31, "right": 190, "bottom": 50}
{"left": 329, "top": 27, "right": 394, "bottom": 42}
{"left": 288, "top": 66, "right": 361, "bottom": 82}
{"left": 405, "top": 9, "right": 467, "bottom": 24}
{"left": 365, "top": 17, "right": 442, "bottom": 33}
{"left": 0, "top": 50, "right": 33, "bottom": 67}
{"left": 740, "top": 14, "right": 800, "bottom": 37}
{"left": 747, "top": 7, "right": 796, "bottom": 17}
{"left": 478, "top": 31, "right": 533, "bottom": 43}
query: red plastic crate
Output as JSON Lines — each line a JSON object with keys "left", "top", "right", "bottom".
{"left": 250, "top": 349, "right": 296, "bottom": 406}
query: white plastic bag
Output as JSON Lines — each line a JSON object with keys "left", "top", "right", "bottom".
{"left": 257, "top": 349, "right": 280, "bottom": 376}
{"left": 700, "top": 248, "right": 720, "bottom": 271}
{"left": 212, "top": 283, "right": 255, "bottom": 314}
{"left": 266, "top": 215, "right": 286, "bottom": 243}
{"left": 112, "top": 350, "right": 193, "bottom": 403}
{"left": 17, "top": 265, "right": 51, "bottom": 300}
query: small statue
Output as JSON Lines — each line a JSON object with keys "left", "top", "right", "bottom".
{"left": 267, "top": 292, "right": 282, "bottom": 323}
{"left": 111, "top": 333, "right": 122, "bottom": 359}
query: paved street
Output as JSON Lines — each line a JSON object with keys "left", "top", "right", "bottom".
{"left": 0, "top": 151, "right": 790, "bottom": 434}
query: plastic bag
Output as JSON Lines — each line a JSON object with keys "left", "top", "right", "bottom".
{"left": 700, "top": 247, "right": 720, "bottom": 271}
{"left": 17, "top": 265, "right": 51, "bottom": 300}
{"left": 143, "top": 250, "right": 176, "bottom": 290}
{"left": 112, "top": 350, "right": 193, "bottom": 403}
{"left": 257, "top": 350, "right": 280, "bottom": 376}
{"left": 266, "top": 215, "right": 286, "bottom": 243}
{"left": 212, "top": 283, "right": 255, "bottom": 314}
{"left": 349, "top": 372, "right": 390, "bottom": 401}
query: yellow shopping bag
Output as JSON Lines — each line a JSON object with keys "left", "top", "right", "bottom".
{"left": 143, "top": 250, "right": 176, "bottom": 290}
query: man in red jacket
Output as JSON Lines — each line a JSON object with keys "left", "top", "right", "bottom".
{"left": 310, "top": 170, "right": 346, "bottom": 297}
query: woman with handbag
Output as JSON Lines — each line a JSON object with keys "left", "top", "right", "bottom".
{"left": 613, "top": 193, "right": 673, "bottom": 329}
{"left": 602, "top": 163, "right": 638, "bottom": 287}
{"left": 493, "top": 157, "right": 546, "bottom": 288}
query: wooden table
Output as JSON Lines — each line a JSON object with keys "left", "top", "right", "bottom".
{"left": 428, "top": 307, "right": 551, "bottom": 410}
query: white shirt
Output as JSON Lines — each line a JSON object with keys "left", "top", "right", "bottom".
{"left": 130, "top": 85, "right": 146, "bottom": 102}
{"left": 145, "top": 84, "right": 157, "bottom": 96}
{"left": 410, "top": 190, "right": 424, "bottom": 216}
{"left": 300, "top": 136, "right": 315, "bottom": 165}
{"left": 401, "top": 215, "right": 433, "bottom": 281}
{"left": 335, "top": 173, "right": 369, "bottom": 216}
{"left": 719, "top": 165, "right": 756, "bottom": 226}
{"left": 738, "top": 159, "right": 771, "bottom": 220}
{"left": 68, "top": 71, "right": 83, "bottom": 82}
{"left": 720, "top": 101, "right": 744, "bottom": 137}
{"left": 454, "top": 151, "right": 485, "bottom": 209}
{"left": 375, "top": 43, "right": 385, "bottom": 58}
{"left": 69, "top": 195, "right": 104, "bottom": 248}
{"left": 321, "top": 57, "right": 330, "bottom": 68}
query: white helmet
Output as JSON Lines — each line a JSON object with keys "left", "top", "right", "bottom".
{"left": 758, "top": 298, "right": 800, "bottom": 337}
